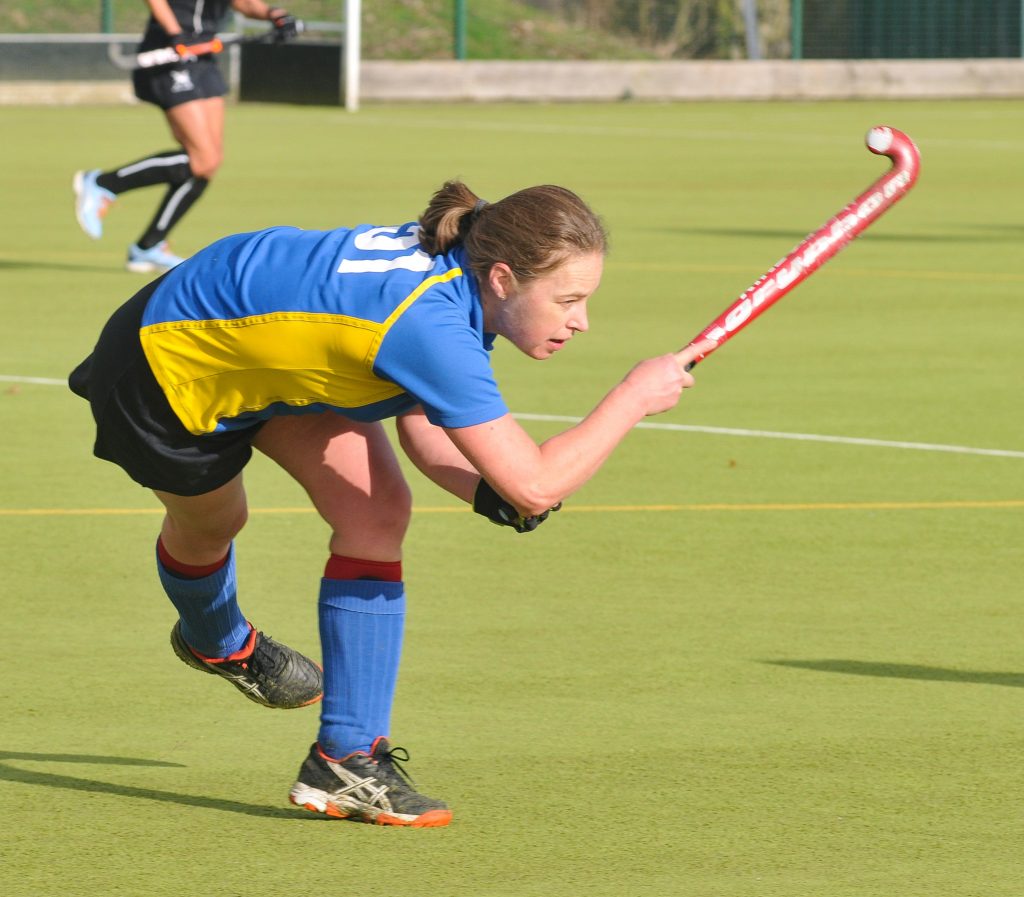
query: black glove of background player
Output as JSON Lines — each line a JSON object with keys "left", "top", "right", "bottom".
{"left": 167, "top": 30, "right": 208, "bottom": 55}
{"left": 268, "top": 8, "right": 303, "bottom": 41}
{"left": 473, "top": 479, "right": 561, "bottom": 533}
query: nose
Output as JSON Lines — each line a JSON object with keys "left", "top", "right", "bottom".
{"left": 569, "top": 304, "right": 589, "bottom": 334}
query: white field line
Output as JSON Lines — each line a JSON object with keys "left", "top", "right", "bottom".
{"left": 347, "top": 116, "right": 1024, "bottom": 153}
{"left": 1, "top": 374, "right": 67, "bottom": 386}
{"left": 5, "top": 374, "right": 1020, "bottom": 459}
{"left": 515, "top": 413, "right": 1024, "bottom": 459}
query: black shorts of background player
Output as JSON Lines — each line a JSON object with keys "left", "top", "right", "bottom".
{"left": 72, "top": 0, "right": 300, "bottom": 274}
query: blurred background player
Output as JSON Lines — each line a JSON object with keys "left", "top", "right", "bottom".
{"left": 72, "top": 0, "right": 301, "bottom": 273}
{"left": 69, "top": 179, "right": 713, "bottom": 826}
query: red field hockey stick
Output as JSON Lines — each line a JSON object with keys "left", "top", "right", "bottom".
{"left": 681, "top": 126, "right": 921, "bottom": 370}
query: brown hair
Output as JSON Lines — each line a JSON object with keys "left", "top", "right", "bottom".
{"left": 418, "top": 179, "right": 608, "bottom": 287}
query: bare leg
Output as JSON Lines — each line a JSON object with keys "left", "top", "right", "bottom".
{"left": 153, "top": 472, "right": 247, "bottom": 566}
{"left": 154, "top": 469, "right": 322, "bottom": 706}
{"left": 254, "top": 413, "right": 413, "bottom": 756}
{"left": 253, "top": 415, "right": 412, "bottom": 560}
{"left": 164, "top": 96, "right": 225, "bottom": 180}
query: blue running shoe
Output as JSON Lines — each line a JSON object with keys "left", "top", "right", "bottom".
{"left": 126, "top": 241, "right": 186, "bottom": 273}
{"left": 73, "top": 169, "right": 115, "bottom": 240}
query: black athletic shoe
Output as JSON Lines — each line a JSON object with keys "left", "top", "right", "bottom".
{"left": 289, "top": 738, "right": 452, "bottom": 827}
{"left": 170, "top": 621, "right": 322, "bottom": 709}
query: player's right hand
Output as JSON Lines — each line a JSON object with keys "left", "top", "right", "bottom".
{"left": 622, "top": 339, "right": 715, "bottom": 417}
{"left": 168, "top": 30, "right": 202, "bottom": 46}
{"left": 675, "top": 338, "right": 717, "bottom": 372}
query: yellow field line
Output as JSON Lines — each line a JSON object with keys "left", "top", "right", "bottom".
{"left": 2, "top": 499, "right": 1022, "bottom": 517}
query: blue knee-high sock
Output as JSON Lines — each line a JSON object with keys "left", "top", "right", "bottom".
{"left": 317, "top": 579, "right": 406, "bottom": 758}
{"left": 156, "top": 543, "right": 250, "bottom": 657}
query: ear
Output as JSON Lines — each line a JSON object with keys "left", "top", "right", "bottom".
{"left": 487, "top": 262, "right": 515, "bottom": 301}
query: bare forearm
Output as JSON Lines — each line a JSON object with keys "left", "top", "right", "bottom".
{"left": 446, "top": 380, "right": 646, "bottom": 517}
{"left": 231, "top": 0, "right": 278, "bottom": 20}
{"left": 145, "top": 0, "right": 182, "bottom": 34}
{"left": 532, "top": 380, "right": 645, "bottom": 502}
{"left": 446, "top": 347, "right": 708, "bottom": 518}
{"left": 405, "top": 451, "right": 480, "bottom": 504}
{"left": 397, "top": 411, "right": 480, "bottom": 503}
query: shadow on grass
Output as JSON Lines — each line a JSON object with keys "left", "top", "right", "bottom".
{"left": 0, "top": 750, "right": 300, "bottom": 819}
{"left": 763, "top": 659, "right": 1024, "bottom": 688}
{"left": 0, "top": 259, "right": 129, "bottom": 275}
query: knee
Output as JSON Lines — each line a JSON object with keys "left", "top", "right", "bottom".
{"left": 165, "top": 503, "right": 248, "bottom": 548}
{"left": 324, "top": 479, "right": 413, "bottom": 554}
{"left": 222, "top": 503, "right": 249, "bottom": 539}
{"left": 359, "top": 478, "right": 413, "bottom": 542}
{"left": 187, "top": 148, "right": 222, "bottom": 180}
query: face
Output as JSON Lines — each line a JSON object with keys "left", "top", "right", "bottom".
{"left": 482, "top": 252, "right": 604, "bottom": 360}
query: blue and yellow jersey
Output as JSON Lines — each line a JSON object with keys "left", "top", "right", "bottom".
{"left": 139, "top": 223, "right": 508, "bottom": 435}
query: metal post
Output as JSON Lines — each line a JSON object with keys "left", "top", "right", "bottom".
{"left": 344, "top": 0, "right": 361, "bottom": 111}
{"left": 100, "top": 0, "right": 114, "bottom": 33}
{"left": 743, "top": 0, "right": 761, "bottom": 60}
{"left": 791, "top": 0, "right": 803, "bottom": 60}
{"left": 454, "top": 0, "right": 467, "bottom": 60}
{"left": 228, "top": 11, "right": 242, "bottom": 97}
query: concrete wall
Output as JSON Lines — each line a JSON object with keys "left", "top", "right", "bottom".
{"left": 0, "top": 81, "right": 135, "bottom": 104}
{"left": 359, "top": 59, "right": 1024, "bottom": 102}
{"left": 3, "top": 58, "right": 1024, "bottom": 105}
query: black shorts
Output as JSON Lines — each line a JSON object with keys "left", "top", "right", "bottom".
{"left": 69, "top": 278, "right": 265, "bottom": 496}
{"left": 132, "top": 56, "right": 228, "bottom": 111}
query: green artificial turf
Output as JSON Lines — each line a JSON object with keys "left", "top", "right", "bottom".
{"left": 1, "top": 97, "right": 1022, "bottom": 897}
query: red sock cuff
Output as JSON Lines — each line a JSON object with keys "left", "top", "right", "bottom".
{"left": 157, "top": 538, "right": 230, "bottom": 580}
{"left": 324, "top": 554, "right": 402, "bottom": 582}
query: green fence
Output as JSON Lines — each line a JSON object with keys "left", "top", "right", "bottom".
{"left": 793, "top": 0, "right": 1024, "bottom": 59}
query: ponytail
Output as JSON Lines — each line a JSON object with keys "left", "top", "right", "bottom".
{"left": 417, "top": 180, "right": 483, "bottom": 256}
{"left": 418, "top": 179, "right": 608, "bottom": 287}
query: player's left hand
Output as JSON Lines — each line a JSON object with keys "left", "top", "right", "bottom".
{"left": 268, "top": 8, "right": 303, "bottom": 41}
{"left": 473, "top": 479, "right": 561, "bottom": 533}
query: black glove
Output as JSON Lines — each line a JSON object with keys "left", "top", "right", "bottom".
{"left": 473, "top": 479, "right": 561, "bottom": 533}
{"left": 268, "top": 8, "right": 303, "bottom": 42}
{"left": 167, "top": 29, "right": 203, "bottom": 43}
{"left": 167, "top": 30, "right": 205, "bottom": 53}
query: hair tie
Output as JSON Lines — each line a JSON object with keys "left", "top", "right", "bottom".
{"left": 470, "top": 198, "right": 489, "bottom": 223}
